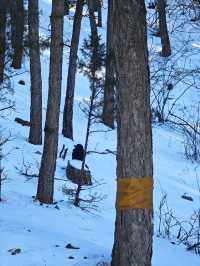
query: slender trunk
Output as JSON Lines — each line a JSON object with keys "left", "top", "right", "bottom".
{"left": 111, "top": 1, "right": 153, "bottom": 266}
{"left": 74, "top": 77, "right": 96, "bottom": 206}
{"left": 10, "top": 0, "right": 25, "bottom": 69}
{"left": 97, "top": 0, "right": 102, "bottom": 27}
{"left": 74, "top": 34, "right": 98, "bottom": 206}
{"left": 62, "top": 0, "right": 84, "bottom": 139}
{"left": 157, "top": 0, "right": 171, "bottom": 57}
{"left": 36, "top": 0, "right": 64, "bottom": 204}
{"left": 102, "top": 0, "right": 115, "bottom": 129}
{"left": 88, "top": 0, "right": 98, "bottom": 39}
{"left": 0, "top": 3, "right": 6, "bottom": 83}
{"left": 28, "top": 0, "right": 42, "bottom": 145}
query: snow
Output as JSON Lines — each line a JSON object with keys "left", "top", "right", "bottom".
{"left": 69, "top": 159, "right": 88, "bottom": 170}
{"left": 0, "top": 0, "right": 200, "bottom": 265}
{"left": 70, "top": 159, "right": 83, "bottom": 169}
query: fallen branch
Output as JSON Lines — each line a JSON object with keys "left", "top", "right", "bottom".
{"left": 168, "top": 113, "right": 200, "bottom": 136}
{"left": 0, "top": 105, "right": 14, "bottom": 112}
{"left": 87, "top": 148, "right": 116, "bottom": 155}
{"left": 15, "top": 117, "right": 30, "bottom": 127}
{"left": 15, "top": 166, "right": 67, "bottom": 182}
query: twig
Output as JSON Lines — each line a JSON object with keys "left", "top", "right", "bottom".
{"left": 0, "top": 105, "right": 14, "bottom": 112}
{"left": 168, "top": 113, "right": 200, "bottom": 136}
{"left": 87, "top": 148, "right": 116, "bottom": 155}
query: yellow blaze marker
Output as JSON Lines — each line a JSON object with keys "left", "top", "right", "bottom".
{"left": 117, "top": 176, "right": 153, "bottom": 210}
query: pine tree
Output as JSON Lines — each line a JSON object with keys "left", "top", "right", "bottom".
{"left": 157, "top": 0, "right": 171, "bottom": 57}
{"left": 62, "top": 0, "right": 84, "bottom": 140}
{"left": 36, "top": 0, "right": 64, "bottom": 204}
{"left": 0, "top": 2, "right": 6, "bottom": 83}
{"left": 87, "top": 0, "right": 98, "bottom": 40}
{"left": 111, "top": 1, "right": 153, "bottom": 265}
{"left": 102, "top": 0, "right": 115, "bottom": 129}
{"left": 74, "top": 34, "right": 105, "bottom": 206}
{"left": 10, "top": 0, "right": 25, "bottom": 69}
{"left": 28, "top": 0, "right": 42, "bottom": 145}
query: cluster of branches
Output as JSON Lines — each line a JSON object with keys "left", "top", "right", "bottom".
{"left": 148, "top": 0, "right": 200, "bottom": 123}
{"left": 167, "top": 105, "right": 200, "bottom": 162}
{"left": 157, "top": 192, "right": 200, "bottom": 254}
{"left": 62, "top": 182, "right": 106, "bottom": 213}
{"left": 0, "top": 132, "right": 12, "bottom": 201}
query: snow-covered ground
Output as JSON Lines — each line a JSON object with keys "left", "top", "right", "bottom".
{"left": 0, "top": 0, "right": 200, "bottom": 265}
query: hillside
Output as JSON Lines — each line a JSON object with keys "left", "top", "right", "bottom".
{"left": 0, "top": 1, "right": 200, "bottom": 265}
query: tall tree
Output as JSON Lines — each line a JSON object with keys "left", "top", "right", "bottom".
{"left": 28, "top": 0, "right": 42, "bottom": 145}
{"left": 62, "top": 0, "right": 84, "bottom": 139}
{"left": 36, "top": 0, "right": 64, "bottom": 204}
{"left": 10, "top": 0, "right": 25, "bottom": 69}
{"left": 0, "top": 1, "right": 6, "bottom": 83}
{"left": 102, "top": 0, "right": 115, "bottom": 129}
{"left": 111, "top": 1, "right": 153, "bottom": 266}
{"left": 157, "top": 0, "right": 171, "bottom": 57}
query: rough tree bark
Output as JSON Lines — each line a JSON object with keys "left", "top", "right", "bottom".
{"left": 157, "top": 0, "right": 171, "bottom": 57}
{"left": 28, "top": 0, "right": 42, "bottom": 145}
{"left": 111, "top": 1, "right": 153, "bottom": 266}
{"left": 0, "top": 2, "right": 6, "bottom": 83}
{"left": 102, "top": 0, "right": 115, "bottom": 129}
{"left": 10, "top": 0, "right": 25, "bottom": 69}
{"left": 62, "top": 0, "right": 84, "bottom": 140}
{"left": 36, "top": 0, "right": 64, "bottom": 204}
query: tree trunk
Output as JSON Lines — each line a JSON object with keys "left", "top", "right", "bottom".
{"left": 28, "top": 0, "right": 42, "bottom": 145}
{"left": 157, "top": 0, "right": 171, "bottom": 57}
{"left": 111, "top": 1, "right": 153, "bottom": 266}
{"left": 62, "top": 0, "right": 84, "bottom": 140}
{"left": 97, "top": 0, "right": 102, "bottom": 27}
{"left": 0, "top": 3, "right": 6, "bottom": 83}
{"left": 36, "top": 0, "right": 64, "bottom": 204}
{"left": 88, "top": 0, "right": 98, "bottom": 39}
{"left": 10, "top": 0, "right": 25, "bottom": 69}
{"left": 102, "top": 0, "right": 115, "bottom": 129}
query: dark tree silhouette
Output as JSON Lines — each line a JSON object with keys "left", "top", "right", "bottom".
{"left": 36, "top": 0, "right": 64, "bottom": 204}
{"left": 10, "top": 0, "right": 25, "bottom": 69}
{"left": 157, "top": 0, "right": 171, "bottom": 57}
{"left": 28, "top": 0, "right": 42, "bottom": 145}
{"left": 62, "top": 0, "right": 84, "bottom": 139}
{"left": 102, "top": 0, "right": 115, "bottom": 129}
{"left": 0, "top": 2, "right": 6, "bottom": 83}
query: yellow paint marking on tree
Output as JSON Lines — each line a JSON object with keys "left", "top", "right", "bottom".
{"left": 117, "top": 176, "right": 153, "bottom": 210}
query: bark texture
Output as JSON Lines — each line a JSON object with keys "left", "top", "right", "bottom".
{"left": 0, "top": 3, "right": 6, "bottom": 83}
{"left": 111, "top": 1, "right": 153, "bottom": 266}
{"left": 36, "top": 0, "right": 64, "bottom": 204}
{"left": 10, "top": 0, "right": 25, "bottom": 69}
{"left": 157, "top": 0, "right": 171, "bottom": 57}
{"left": 62, "top": 0, "right": 84, "bottom": 139}
{"left": 28, "top": 0, "right": 42, "bottom": 145}
{"left": 102, "top": 0, "right": 115, "bottom": 129}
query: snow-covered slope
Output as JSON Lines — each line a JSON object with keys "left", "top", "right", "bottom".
{"left": 0, "top": 0, "right": 200, "bottom": 265}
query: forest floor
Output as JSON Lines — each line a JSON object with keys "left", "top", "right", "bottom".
{"left": 0, "top": 0, "right": 200, "bottom": 265}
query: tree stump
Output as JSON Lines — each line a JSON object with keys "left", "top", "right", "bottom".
{"left": 66, "top": 160, "right": 92, "bottom": 186}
